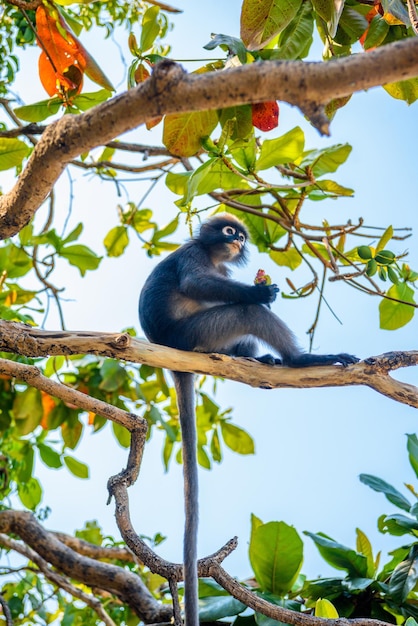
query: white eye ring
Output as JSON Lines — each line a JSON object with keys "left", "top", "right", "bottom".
{"left": 238, "top": 233, "right": 246, "bottom": 243}
{"left": 223, "top": 226, "right": 236, "bottom": 236}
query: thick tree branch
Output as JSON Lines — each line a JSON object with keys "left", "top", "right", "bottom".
{"left": 0, "top": 511, "right": 172, "bottom": 623}
{"left": 0, "top": 321, "right": 417, "bottom": 407}
{"left": 1, "top": 40, "right": 418, "bottom": 239}
{"left": 0, "top": 533, "right": 117, "bottom": 626}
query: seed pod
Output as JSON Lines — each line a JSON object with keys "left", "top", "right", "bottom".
{"left": 357, "top": 245, "right": 373, "bottom": 260}
{"left": 375, "top": 250, "right": 396, "bottom": 265}
{"left": 366, "top": 259, "right": 377, "bottom": 276}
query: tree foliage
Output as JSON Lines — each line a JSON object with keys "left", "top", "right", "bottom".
{"left": 0, "top": 0, "right": 418, "bottom": 623}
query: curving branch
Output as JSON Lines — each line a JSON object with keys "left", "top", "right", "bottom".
{"left": 0, "top": 337, "right": 410, "bottom": 626}
{"left": 0, "top": 512, "right": 172, "bottom": 623}
{"left": 0, "top": 321, "right": 417, "bottom": 407}
{"left": 0, "top": 533, "right": 118, "bottom": 626}
{"left": 1, "top": 39, "right": 418, "bottom": 239}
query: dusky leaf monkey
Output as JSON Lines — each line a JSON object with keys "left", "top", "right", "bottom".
{"left": 139, "top": 214, "right": 358, "bottom": 626}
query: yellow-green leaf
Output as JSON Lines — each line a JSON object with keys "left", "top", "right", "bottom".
{"left": 379, "top": 283, "right": 415, "bottom": 330}
{"left": 163, "top": 110, "right": 218, "bottom": 157}
{"left": 315, "top": 599, "right": 339, "bottom": 618}
{"left": 0, "top": 138, "right": 31, "bottom": 171}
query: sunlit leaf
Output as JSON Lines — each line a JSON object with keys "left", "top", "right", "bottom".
{"left": 220, "top": 422, "right": 255, "bottom": 455}
{"left": 140, "top": 6, "right": 160, "bottom": 52}
{"left": 14, "top": 98, "right": 62, "bottom": 122}
{"left": 112, "top": 422, "right": 131, "bottom": 448}
{"left": 379, "top": 283, "right": 415, "bottom": 330}
{"left": 249, "top": 521, "right": 303, "bottom": 593}
{"left": 241, "top": 0, "right": 303, "bottom": 50}
{"left": 18, "top": 477, "right": 43, "bottom": 510}
{"left": 0, "top": 138, "right": 31, "bottom": 171}
{"left": 64, "top": 455, "right": 90, "bottom": 478}
{"left": 104, "top": 226, "right": 130, "bottom": 257}
{"left": 384, "top": 78, "right": 418, "bottom": 105}
{"left": 256, "top": 127, "right": 305, "bottom": 170}
{"left": 59, "top": 244, "right": 102, "bottom": 276}
{"left": 163, "top": 109, "right": 218, "bottom": 156}
{"left": 315, "top": 598, "right": 339, "bottom": 618}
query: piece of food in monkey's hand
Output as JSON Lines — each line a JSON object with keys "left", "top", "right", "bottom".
{"left": 254, "top": 268, "right": 272, "bottom": 285}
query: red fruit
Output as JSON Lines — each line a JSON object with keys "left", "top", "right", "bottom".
{"left": 251, "top": 101, "right": 279, "bottom": 131}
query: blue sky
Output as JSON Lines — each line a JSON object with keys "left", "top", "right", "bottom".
{"left": 3, "top": 0, "right": 418, "bottom": 581}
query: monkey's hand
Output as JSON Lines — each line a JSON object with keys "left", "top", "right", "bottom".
{"left": 252, "top": 283, "right": 279, "bottom": 304}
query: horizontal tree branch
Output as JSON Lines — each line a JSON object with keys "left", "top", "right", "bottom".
{"left": 1, "top": 40, "right": 418, "bottom": 239}
{"left": 0, "top": 321, "right": 417, "bottom": 407}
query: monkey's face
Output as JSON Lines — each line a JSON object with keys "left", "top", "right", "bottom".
{"left": 199, "top": 215, "right": 249, "bottom": 265}
{"left": 221, "top": 224, "right": 246, "bottom": 257}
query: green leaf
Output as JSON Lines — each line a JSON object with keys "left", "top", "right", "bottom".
{"left": 363, "top": 15, "right": 389, "bottom": 50}
{"left": 384, "top": 78, "right": 418, "bottom": 105}
{"left": 166, "top": 171, "right": 191, "bottom": 196}
{"left": 204, "top": 34, "right": 248, "bottom": 64}
{"left": 72, "top": 89, "right": 113, "bottom": 111}
{"left": 256, "top": 127, "right": 305, "bottom": 171}
{"left": 99, "top": 360, "right": 128, "bottom": 391}
{"left": 380, "top": 514, "right": 418, "bottom": 535}
{"left": 301, "top": 143, "right": 352, "bottom": 176}
{"left": 63, "top": 222, "right": 83, "bottom": 244}
{"left": 379, "top": 283, "right": 415, "bottom": 330}
{"left": 388, "top": 546, "right": 418, "bottom": 602}
{"left": 356, "top": 528, "right": 375, "bottom": 578}
{"left": 197, "top": 446, "right": 211, "bottom": 469}
{"left": 64, "top": 455, "right": 89, "bottom": 479}
{"left": 180, "top": 158, "right": 247, "bottom": 206}
{"left": 198, "top": 595, "right": 246, "bottom": 621}
{"left": 14, "top": 98, "right": 62, "bottom": 122}
{"left": 61, "top": 419, "right": 83, "bottom": 449}
{"left": 407, "top": 434, "right": 418, "bottom": 480}
{"left": 337, "top": 6, "right": 368, "bottom": 43}
{"left": 0, "top": 138, "right": 31, "bottom": 171}
{"left": 359, "top": 473, "right": 411, "bottom": 511}
{"left": 0, "top": 243, "right": 32, "bottom": 278}
{"left": 104, "top": 226, "right": 130, "bottom": 257}
{"left": 210, "top": 429, "right": 222, "bottom": 463}
{"left": 308, "top": 179, "right": 354, "bottom": 199}
{"left": 315, "top": 598, "right": 339, "bottom": 618}
{"left": 376, "top": 225, "right": 394, "bottom": 253}
{"left": 220, "top": 422, "right": 255, "bottom": 455}
{"left": 270, "top": 248, "right": 302, "bottom": 270}
{"left": 163, "top": 110, "right": 218, "bottom": 157}
{"left": 59, "top": 244, "right": 102, "bottom": 276}
{"left": 241, "top": 0, "right": 303, "bottom": 50}
{"left": 18, "top": 477, "right": 42, "bottom": 510}
{"left": 112, "top": 422, "right": 131, "bottom": 448}
{"left": 249, "top": 521, "right": 303, "bottom": 593}
{"left": 312, "top": 0, "right": 344, "bottom": 36}
{"left": 75, "top": 520, "right": 104, "bottom": 546}
{"left": 140, "top": 6, "right": 160, "bottom": 52}
{"left": 305, "top": 532, "right": 368, "bottom": 577}
{"left": 271, "top": 2, "right": 314, "bottom": 60}
{"left": 38, "top": 443, "right": 63, "bottom": 469}
{"left": 219, "top": 105, "right": 254, "bottom": 143}
{"left": 13, "top": 388, "right": 43, "bottom": 435}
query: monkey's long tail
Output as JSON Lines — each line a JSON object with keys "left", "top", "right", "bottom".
{"left": 172, "top": 371, "right": 199, "bottom": 626}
